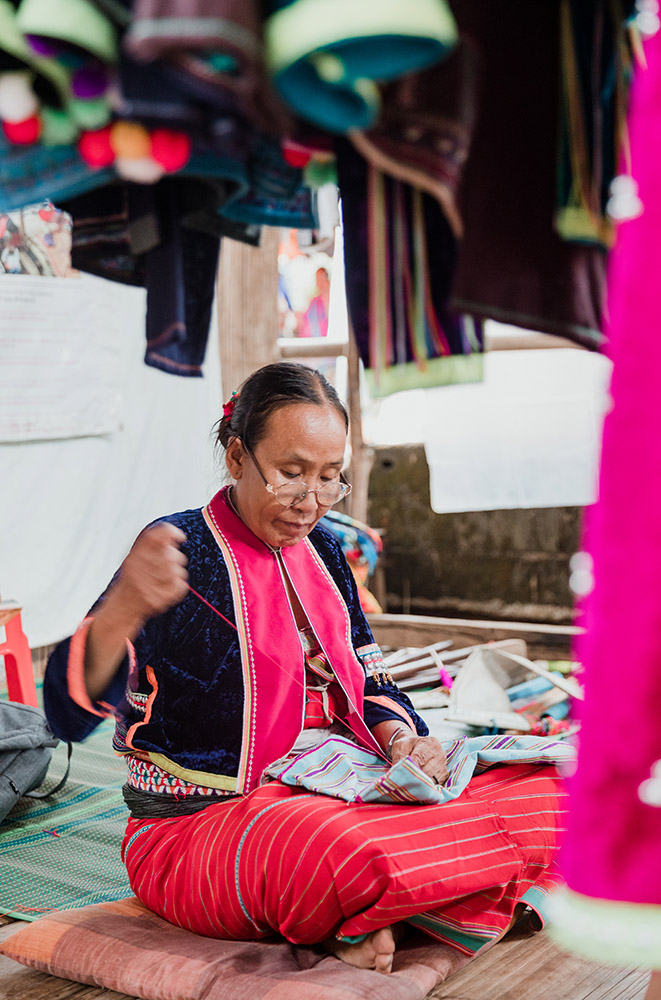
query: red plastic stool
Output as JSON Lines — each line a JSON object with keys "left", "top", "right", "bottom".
{"left": 0, "top": 601, "right": 38, "bottom": 707}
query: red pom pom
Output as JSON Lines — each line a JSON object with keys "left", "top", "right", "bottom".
{"left": 282, "top": 140, "right": 311, "bottom": 168}
{"left": 78, "top": 126, "right": 114, "bottom": 168}
{"left": 3, "top": 114, "right": 41, "bottom": 145}
{"left": 150, "top": 129, "right": 192, "bottom": 172}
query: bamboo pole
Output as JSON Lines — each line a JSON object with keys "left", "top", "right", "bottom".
{"left": 216, "top": 228, "right": 280, "bottom": 397}
{"left": 347, "top": 328, "right": 373, "bottom": 524}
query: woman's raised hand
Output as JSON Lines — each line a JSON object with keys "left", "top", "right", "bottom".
{"left": 114, "top": 522, "right": 189, "bottom": 622}
{"left": 84, "top": 523, "right": 188, "bottom": 701}
{"left": 389, "top": 733, "right": 449, "bottom": 786}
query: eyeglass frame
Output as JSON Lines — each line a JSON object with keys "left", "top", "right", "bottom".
{"left": 241, "top": 442, "right": 352, "bottom": 508}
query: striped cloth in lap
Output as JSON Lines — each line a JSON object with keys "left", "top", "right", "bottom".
{"left": 121, "top": 763, "right": 567, "bottom": 954}
{"left": 267, "top": 734, "right": 574, "bottom": 805}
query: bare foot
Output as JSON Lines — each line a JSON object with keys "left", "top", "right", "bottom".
{"left": 325, "top": 926, "right": 397, "bottom": 975}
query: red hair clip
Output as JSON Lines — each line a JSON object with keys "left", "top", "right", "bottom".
{"left": 223, "top": 390, "right": 240, "bottom": 420}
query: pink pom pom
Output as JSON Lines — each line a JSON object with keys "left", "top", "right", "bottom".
{"left": 150, "top": 129, "right": 192, "bottom": 173}
{"left": 3, "top": 115, "right": 41, "bottom": 145}
{"left": 78, "top": 126, "right": 114, "bottom": 167}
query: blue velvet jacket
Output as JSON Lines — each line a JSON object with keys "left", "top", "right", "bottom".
{"left": 44, "top": 508, "right": 427, "bottom": 788}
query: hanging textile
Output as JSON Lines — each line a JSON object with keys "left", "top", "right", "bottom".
{"left": 349, "top": 41, "right": 479, "bottom": 241}
{"left": 548, "top": 27, "right": 661, "bottom": 968}
{"left": 337, "top": 139, "right": 483, "bottom": 397}
{"left": 555, "top": 0, "right": 634, "bottom": 249}
{"left": 263, "top": 0, "right": 458, "bottom": 133}
{"left": 448, "top": 0, "right": 608, "bottom": 348}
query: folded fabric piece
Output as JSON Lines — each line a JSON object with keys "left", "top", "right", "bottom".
{"left": 337, "top": 138, "right": 483, "bottom": 397}
{"left": 0, "top": 199, "right": 74, "bottom": 275}
{"left": 0, "top": 895, "right": 472, "bottom": 1000}
{"left": 268, "top": 734, "right": 574, "bottom": 805}
{"left": 264, "top": 0, "right": 458, "bottom": 132}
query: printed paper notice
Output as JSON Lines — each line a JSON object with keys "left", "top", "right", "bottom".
{"left": 0, "top": 275, "right": 123, "bottom": 441}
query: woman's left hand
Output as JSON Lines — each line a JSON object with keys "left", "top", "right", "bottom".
{"left": 389, "top": 733, "right": 449, "bottom": 786}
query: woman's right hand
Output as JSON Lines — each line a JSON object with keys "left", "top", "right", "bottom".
{"left": 84, "top": 523, "right": 188, "bottom": 701}
{"left": 113, "top": 522, "right": 189, "bottom": 623}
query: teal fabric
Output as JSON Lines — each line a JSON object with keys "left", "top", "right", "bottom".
{"left": 264, "top": 0, "right": 458, "bottom": 132}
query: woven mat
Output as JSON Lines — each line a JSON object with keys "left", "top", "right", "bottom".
{"left": 0, "top": 716, "right": 132, "bottom": 921}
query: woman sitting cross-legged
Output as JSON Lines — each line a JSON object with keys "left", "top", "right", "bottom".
{"left": 44, "top": 362, "right": 568, "bottom": 975}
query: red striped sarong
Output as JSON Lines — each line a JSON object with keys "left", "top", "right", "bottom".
{"left": 121, "top": 762, "right": 566, "bottom": 955}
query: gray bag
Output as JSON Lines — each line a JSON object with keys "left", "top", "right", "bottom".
{"left": 0, "top": 701, "right": 71, "bottom": 824}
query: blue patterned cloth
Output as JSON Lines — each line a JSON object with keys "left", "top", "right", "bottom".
{"left": 269, "top": 734, "right": 575, "bottom": 806}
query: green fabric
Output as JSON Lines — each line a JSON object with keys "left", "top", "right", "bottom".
{"left": 406, "top": 913, "right": 491, "bottom": 953}
{"left": 0, "top": 0, "right": 70, "bottom": 105}
{"left": 16, "top": 0, "right": 117, "bottom": 64}
{"left": 365, "top": 353, "right": 484, "bottom": 398}
{"left": 0, "top": 714, "right": 131, "bottom": 922}
{"left": 548, "top": 887, "right": 661, "bottom": 968}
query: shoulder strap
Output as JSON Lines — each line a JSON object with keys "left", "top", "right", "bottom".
{"left": 25, "top": 742, "right": 73, "bottom": 799}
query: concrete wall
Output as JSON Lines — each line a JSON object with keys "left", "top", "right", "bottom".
{"left": 368, "top": 445, "right": 582, "bottom": 624}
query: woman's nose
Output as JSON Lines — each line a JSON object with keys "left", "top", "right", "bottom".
{"left": 295, "top": 489, "right": 321, "bottom": 512}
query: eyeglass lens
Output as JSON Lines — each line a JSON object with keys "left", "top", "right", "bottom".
{"left": 274, "top": 482, "right": 346, "bottom": 507}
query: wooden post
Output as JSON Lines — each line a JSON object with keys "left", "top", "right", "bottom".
{"left": 347, "top": 329, "right": 373, "bottom": 524}
{"left": 216, "top": 228, "right": 280, "bottom": 397}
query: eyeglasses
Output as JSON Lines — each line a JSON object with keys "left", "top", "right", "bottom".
{"left": 244, "top": 445, "right": 352, "bottom": 508}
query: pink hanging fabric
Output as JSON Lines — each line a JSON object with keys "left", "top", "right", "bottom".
{"left": 552, "top": 27, "right": 661, "bottom": 965}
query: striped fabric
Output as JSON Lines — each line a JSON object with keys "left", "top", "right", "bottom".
{"left": 121, "top": 763, "right": 567, "bottom": 955}
{"left": 300, "top": 627, "right": 338, "bottom": 728}
{"left": 269, "top": 734, "right": 574, "bottom": 806}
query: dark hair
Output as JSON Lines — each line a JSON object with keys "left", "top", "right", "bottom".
{"left": 216, "top": 362, "right": 348, "bottom": 451}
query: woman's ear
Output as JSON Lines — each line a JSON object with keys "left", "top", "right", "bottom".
{"left": 225, "top": 437, "right": 245, "bottom": 480}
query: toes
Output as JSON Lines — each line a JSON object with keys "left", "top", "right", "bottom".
{"left": 374, "top": 950, "right": 394, "bottom": 975}
{"left": 371, "top": 927, "right": 395, "bottom": 974}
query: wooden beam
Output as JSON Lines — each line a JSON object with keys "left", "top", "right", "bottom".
{"left": 367, "top": 612, "right": 582, "bottom": 661}
{"left": 277, "top": 338, "right": 349, "bottom": 359}
{"left": 486, "top": 331, "right": 583, "bottom": 351}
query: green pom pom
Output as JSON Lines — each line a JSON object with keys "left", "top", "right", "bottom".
{"left": 68, "top": 96, "right": 110, "bottom": 130}
{"left": 40, "top": 106, "right": 78, "bottom": 146}
{"left": 303, "top": 157, "right": 337, "bottom": 189}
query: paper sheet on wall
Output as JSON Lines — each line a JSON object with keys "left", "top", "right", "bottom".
{"left": 0, "top": 275, "right": 123, "bottom": 442}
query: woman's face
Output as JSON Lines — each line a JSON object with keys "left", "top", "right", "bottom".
{"left": 226, "top": 402, "right": 347, "bottom": 548}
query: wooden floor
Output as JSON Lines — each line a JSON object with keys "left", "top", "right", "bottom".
{"left": 0, "top": 918, "right": 650, "bottom": 1000}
